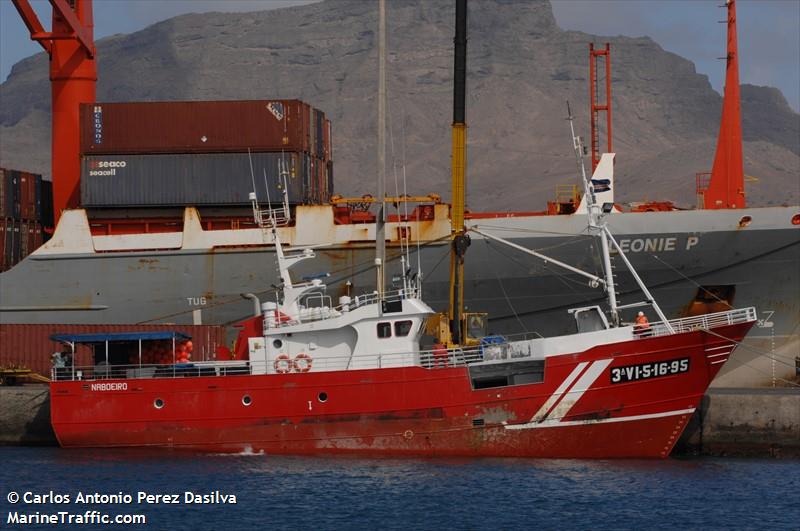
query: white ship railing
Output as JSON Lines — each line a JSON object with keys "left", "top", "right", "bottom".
{"left": 639, "top": 307, "right": 757, "bottom": 338}
{"left": 272, "top": 287, "right": 420, "bottom": 327}
{"left": 51, "top": 345, "right": 487, "bottom": 382}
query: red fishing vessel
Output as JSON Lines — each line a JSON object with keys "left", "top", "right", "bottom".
{"left": 49, "top": 306, "right": 754, "bottom": 458}
{"left": 48, "top": 0, "right": 757, "bottom": 458}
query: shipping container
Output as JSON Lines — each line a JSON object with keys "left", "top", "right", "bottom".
{"left": 33, "top": 221, "right": 43, "bottom": 250}
{"left": 4, "top": 218, "right": 20, "bottom": 268}
{"left": 0, "top": 169, "right": 21, "bottom": 219}
{"left": 20, "top": 220, "right": 29, "bottom": 258}
{"left": 0, "top": 218, "right": 6, "bottom": 270}
{"left": 0, "top": 324, "right": 227, "bottom": 377}
{"left": 81, "top": 151, "right": 331, "bottom": 207}
{"left": 40, "top": 179, "right": 53, "bottom": 227}
{"left": 0, "top": 169, "right": 5, "bottom": 218}
{"left": 19, "top": 172, "right": 34, "bottom": 220}
{"left": 79, "top": 100, "right": 331, "bottom": 156}
{"left": 1, "top": 168, "right": 46, "bottom": 222}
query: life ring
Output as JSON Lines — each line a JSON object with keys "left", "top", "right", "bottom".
{"left": 294, "top": 353, "right": 313, "bottom": 373}
{"left": 274, "top": 354, "right": 294, "bottom": 374}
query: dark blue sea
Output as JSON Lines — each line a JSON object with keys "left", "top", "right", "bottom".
{"left": 1, "top": 447, "right": 797, "bottom": 530}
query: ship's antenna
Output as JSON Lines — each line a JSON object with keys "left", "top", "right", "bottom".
{"left": 375, "top": 0, "right": 387, "bottom": 308}
{"left": 567, "top": 101, "right": 618, "bottom": 324}
{"left": 247, "top": 148, "right": 265, "bottom": 238}
{"left": 566, "top": 102, "right": 673, "bottom": 331}
{"left": 263, "top": 168, "right": 274, "bottom": 226}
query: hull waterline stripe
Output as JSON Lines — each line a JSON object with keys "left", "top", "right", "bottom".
{"left": 505, "top": 408, "right": 697, "bottom": 430}
{"left": 530, "top": 361, "right": 589, "bottom": 422}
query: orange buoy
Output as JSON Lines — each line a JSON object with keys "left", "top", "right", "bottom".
{"left": 274, "top": 354, "right": 294, "bottom": 374}
{"left": 294, "top": 353, "right": 313, "bottom": 373}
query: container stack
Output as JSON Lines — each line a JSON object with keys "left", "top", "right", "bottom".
{"left": 0, "top": 168, "right": 53, "bottom": 272}
{"left": 79, "top": 100, "right": 333, "bottom": 208}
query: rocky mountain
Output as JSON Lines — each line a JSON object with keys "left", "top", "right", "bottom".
{"left": 1, "top": 0, "right": 798, "bottom": 209}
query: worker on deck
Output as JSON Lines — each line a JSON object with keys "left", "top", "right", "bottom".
{"left": 634, "top": 311, "right": 651, "bottom": 336}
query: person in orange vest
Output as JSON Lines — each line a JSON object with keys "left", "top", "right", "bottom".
{"left": 634, "top": 311, "right": 651, "bottom": 335}
{"left": 432, "top": 343, "right": 449, "bottom": 368}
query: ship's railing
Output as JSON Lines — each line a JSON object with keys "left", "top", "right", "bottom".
{"left": 640, "top": 307, "right": 757, "bottom": 338}
{"left": 347, "top": 288, "right": 419, "bottom": 311}
{"left": 273, "top": 287, "right": 421, "bottom": 327}
{"left": 50, "top": 344, "right": 491, "bottom": 382}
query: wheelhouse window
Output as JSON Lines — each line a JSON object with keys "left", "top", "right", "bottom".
{"left": 394, "top": 320, "right": 413, "bottom": 337}
{"left": 377, "top": 322, "right": 392, "bottom": 338}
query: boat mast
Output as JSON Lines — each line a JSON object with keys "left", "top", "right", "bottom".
{"left": 375, "top": 0, "right": 387, "bottom": 308}
{"left": 703, "top": 0, "right": 745, "bottom": 209}
{"left": 568, "top": 105, "right": 673, "bottom": 332}
{"left": 567, "top": 104, "right": 619, "bottom": 325}
{"left": 448, "top": 0, "right": 469, "bottom": 345}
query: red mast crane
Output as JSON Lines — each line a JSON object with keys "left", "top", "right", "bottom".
{"left": 589, "top": 42, "right": 612, "bottom": 173}
{"left": 12, "top": 0, "right": 97, "bottom": 225}
{"left": 702, "top": 0, "right": 746, "bottom": 209}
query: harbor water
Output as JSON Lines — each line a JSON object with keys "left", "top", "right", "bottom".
{"left": 1, "top": 447, "right": 797, "bottom": 530}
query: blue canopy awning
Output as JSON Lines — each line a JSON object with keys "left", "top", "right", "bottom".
{"left": 50, "top": 331, "right": 191, "bottom": 344}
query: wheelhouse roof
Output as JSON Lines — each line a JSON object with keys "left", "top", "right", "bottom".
{"left": 50, "top": 332, "right": 191, "bottom": 344}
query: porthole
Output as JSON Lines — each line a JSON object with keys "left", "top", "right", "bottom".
{"left": 273, "top": 339, "right": 283, "bottom": 349}
{"left": 242, "top": 395, "right": 252, "bottom": 406}
{"left": 154, "top": 398, "right": 164, "bottom": 409}
{"left": 318, "top": 392, "right": 328, "bottom": 403}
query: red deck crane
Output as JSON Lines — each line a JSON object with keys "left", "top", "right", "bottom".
{"left": 12, "top": 0, "right": 96, "bottom": 225}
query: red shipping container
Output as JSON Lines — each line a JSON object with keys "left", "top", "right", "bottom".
{"left": 324, "top": 119, "right": 333, "bottom": 163}
{"left": 18, "top": 172, "right": 37, "bottom": 220}
{"left": 33, "top": 221, "right": 43, "bottom": 251}
{"left": 80, "top": 100, "right": 319, "bottom": 155}
{"left": 20, "top": 220, "right": 29, "bottom": 258}
{"left": 0, "top": 218, "right": 6, "bottom": 271}
{"left": 0, "top": 324, "right": 227, "bottom": 378}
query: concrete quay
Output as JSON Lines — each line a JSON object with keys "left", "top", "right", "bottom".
{"left": 2, "top": 386, "right": 798, "bottom": 457}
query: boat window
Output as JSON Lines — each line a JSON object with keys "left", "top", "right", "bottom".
{"left": 466, "top": 314, "right": 487, "bottom": 340}
{"left": 394, "top": 320, "right": 413, "bottom": 337}
{"left": 377, "top": 322, "right": 392, "bottom": 338}
{"left": 574, "top": 307, "right": 608, "bottom": 332}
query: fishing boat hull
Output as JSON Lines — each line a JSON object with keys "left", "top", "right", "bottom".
{"left": 50, "top": 321, "right": 754, "bottom": 458}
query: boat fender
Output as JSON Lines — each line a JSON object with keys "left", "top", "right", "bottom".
{"left": 274, "top": 354, "right": 294, "bottom": 374}
{"left": 294, "top": 353, "right": 313, "bottom": 373}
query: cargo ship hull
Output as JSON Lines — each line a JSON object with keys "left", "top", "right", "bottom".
{"left": 3, "top": 205, "right": 798, "bottom": 386}
{"left": 50, "top": 322, "right": 753, "bottom": 457}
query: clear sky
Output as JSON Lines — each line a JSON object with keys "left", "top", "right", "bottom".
{"left": 1, "top": 0, "right": 798, "bottom": 111}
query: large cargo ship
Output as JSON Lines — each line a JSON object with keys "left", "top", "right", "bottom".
{"left": 2, "top": 200, "right": 795, "bottom": 388}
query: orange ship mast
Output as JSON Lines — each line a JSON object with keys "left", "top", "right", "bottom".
{"left": 703, "top": 0, "right": 745, "bottom": 209}
{"left": 12, "top": 0, "right": 97, "bottom": 225}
